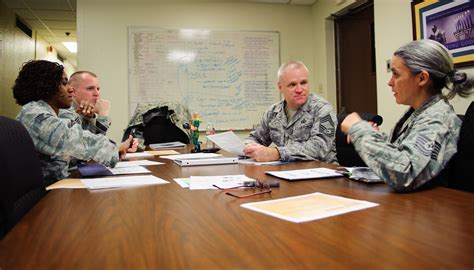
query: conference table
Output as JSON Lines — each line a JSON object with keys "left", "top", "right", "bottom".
{"left": 1, "top": 150, "right": 473, "bottom": 269}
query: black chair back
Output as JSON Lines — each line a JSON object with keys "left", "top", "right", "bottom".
{"left": 442, "top": 102, "right": 474, "bottom": 192}
{"left": 0, "top": 116, "right": 46, "bottom": 238}
{"left": 336, "top": 112, "right": 383, "bottom": 167}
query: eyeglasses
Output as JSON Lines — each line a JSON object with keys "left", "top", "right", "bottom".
{"left": 213, "top": 180, "right": 278, "bottom": 198}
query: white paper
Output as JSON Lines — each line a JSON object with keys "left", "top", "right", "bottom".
{"left": 81, "top": 175, "right": 169, "bottom": 190}
{"left": 160, "top": 153, "right": 221, "bottom": 160}
{"left": 173, "top": 178, "right": 190, "bottom": 188}
{"left": 125, "top": 152, "right": 154, "bottom": 158}
{"left": 238, "top": 159, "right": 287, "bottom": 166}
{"left": 206, "top": 131, "right": 245, "bottom": 156}
{"left": 174, "top": 157, "right": 238, "bottom": 167}
{"left": 115, "top": 160, "right": 164, "bottom": 168}
{"left": 266, "top": 167, "right": 342, "bottom": 181}
{"left": 241, "top": 192, "right": 379, "bottom": 223}
{"left": 108, "top": 166, "right": 151, "bottom": 175}
{"left": 189, "top": 174, "right": 255, "bottom": 190}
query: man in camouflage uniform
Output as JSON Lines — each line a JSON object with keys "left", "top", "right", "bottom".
{"left": 59, "top": 71, "right": 111, "bottom": 135}
{"left": 243, "top": 61, "right": 337, "bottom": 163}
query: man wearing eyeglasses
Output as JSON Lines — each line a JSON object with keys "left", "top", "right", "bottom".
{"left": 243, "top": 61, "right": 337, "bottom": 163}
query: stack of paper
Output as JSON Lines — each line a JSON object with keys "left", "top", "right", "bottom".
{"left": 46, "top": 175, "right": 169, "bottom": 190}
{"left": 266, "top": 167, "right": 342, "bottom": 181}
{"left": 173, "top": 175, "right": 255, "bottom": 190}
{"left": 81, "top": 175, "right": 169, "bottom": 189}
{"left": 160, "top": 153, "right": 222, "bottom": 160}
{"left": 115, "top": 160, "right": 164, "bottom": 168}
{"left": 174, "top": 157, "right": 238, "bottom": 167}
{"left": 145, "top": 150, "right": 180, "bottom": 156}
{"left": 241, "top": 192, "right": 378, "bottom": 223}
{"left": 125, "top": 152, "right": 154, "bottom": 159}
{"left": 160, "top": 153, "right": 237, "bottom": 167}
{"left": 149, "top": 141, "right": 186, "bottom": 150}
{"left": 78, "top": 163, "right": 152, "bottom": 177}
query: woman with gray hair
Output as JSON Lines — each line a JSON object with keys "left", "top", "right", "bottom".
{"left": 340, "top": 39, "right": 473, "bottom": 192}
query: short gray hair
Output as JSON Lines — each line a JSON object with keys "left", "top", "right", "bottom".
{"left": 277, "top": 61, "right": 308, "bottom": 81}
{"left": 394, "top": 39, "right": 472, "bottom": 99}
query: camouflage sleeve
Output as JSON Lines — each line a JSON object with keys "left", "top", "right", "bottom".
{"left": 244, "top": 109, "right": 273, "bottom": 146}
{"left": 82, "top": 115, "right": 110, "bottom": 135}
{"left": 26, "top": 111, "right": 119, "bottom": 167}
{"left": 58, "top": 109, "right": 110, "bottom": 135}
{"left": 277, "top": 106, "right": 337, "bottom": 161}
{"left": 95, "top": 115, "right": 111, "bottom": 134}
{"left": 349, "top": 117, "right": 455, "bottom": 192}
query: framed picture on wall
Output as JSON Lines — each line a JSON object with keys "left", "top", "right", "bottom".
{"left": 412, "top": 0, "right": 474, "bottom": 67}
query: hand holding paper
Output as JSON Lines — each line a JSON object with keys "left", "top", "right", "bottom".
{"left": 206, "top": 131, "right": 245, "bottom": 156}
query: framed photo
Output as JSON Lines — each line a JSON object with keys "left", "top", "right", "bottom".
{"left": 412, "top": 0, "right": 474, "bottom": 67}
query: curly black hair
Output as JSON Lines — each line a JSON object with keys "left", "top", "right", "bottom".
{"left": 12, "top": 60, "right": 65, "bottom": 105}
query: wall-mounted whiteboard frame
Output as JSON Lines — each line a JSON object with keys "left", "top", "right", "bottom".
{"left": 128, "top": 26, "right": 280, "bottom": 130}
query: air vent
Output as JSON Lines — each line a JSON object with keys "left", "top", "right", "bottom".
{"left": 16, "top": 16, "right": 32, "bottom": 38}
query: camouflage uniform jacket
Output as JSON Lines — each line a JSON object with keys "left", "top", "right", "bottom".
{"left": 58, "top": 103, "right": 111, "bottom": 135}
{"left": 245, "top": 93, "right": 338, "bottom": 163}
{"left": 348, "top": 95, "right": 461, "bottom": 192}
{"left": 16, "top": 100, "right": 119, "bottom": 183}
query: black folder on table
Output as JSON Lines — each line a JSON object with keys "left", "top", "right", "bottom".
{"left": 78, "top": 163, "right": 113, "bottom": 177}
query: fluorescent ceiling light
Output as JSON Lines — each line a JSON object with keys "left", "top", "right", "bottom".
{"left": 62, "top": 42, "right": 77, "bottom": 53}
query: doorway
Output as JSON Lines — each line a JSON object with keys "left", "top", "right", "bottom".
{"left": 335, "top": 1, "right": 377, "bottom": 114}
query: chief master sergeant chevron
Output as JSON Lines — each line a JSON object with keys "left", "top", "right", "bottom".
{"left": 243, "top": 61, "right": 338, "bottom": 163}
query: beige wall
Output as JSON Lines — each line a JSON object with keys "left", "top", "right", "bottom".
{"left": 35, "top": 35, "right": 76, "bottom": 77}
{"left": 0, "top": 0, "right": 35, "bottom": 118}
{"left": 311, "top": 0, "right": 360, "bottom": 110}
{"left": 3, "top": 0, "right": 473, "bottom": 139}
{"left": 374, "top": 0, "right": 474, "bottom": 132}
{"left": 77, "top": 0, "right": 316, "bottom": 141}
{"left": 311, "top": 0, "right": 474, "bottom": 133}
{"left": 0, "top": 0, "right": 76, "bottom": 118}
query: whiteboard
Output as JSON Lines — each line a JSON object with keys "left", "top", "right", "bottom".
{"left": 128, "top": 26, "right": 280, "bottom": 130}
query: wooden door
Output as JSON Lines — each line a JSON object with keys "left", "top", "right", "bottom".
{"left": 335, "top": 2, "right": 377, "bottom": 114}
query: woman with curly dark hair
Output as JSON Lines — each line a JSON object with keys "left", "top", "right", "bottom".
{"left": 13, "top": 60, "right": 137, "bottom": 185}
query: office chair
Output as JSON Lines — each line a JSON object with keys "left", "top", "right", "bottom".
{"left": 441, "top": 102, "right": 474, "bottom": 192}
{"left": 0, "top": 116, "right": 46, "bottom": 238}
{"left": 336, "top": 112, "right": 383, "bottom": 167}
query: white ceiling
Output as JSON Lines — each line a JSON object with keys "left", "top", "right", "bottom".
{"left": 2, "top": 0, "right": 316, "bottom": 68}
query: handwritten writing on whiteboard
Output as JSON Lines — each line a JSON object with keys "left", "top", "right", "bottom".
{"left": 128, "top": 27, "right": 280, "bottom": 130}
